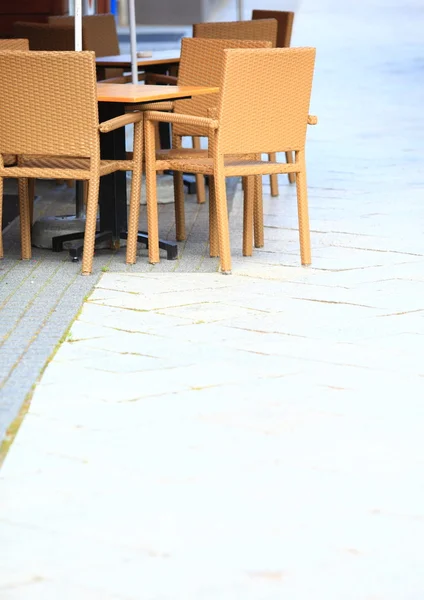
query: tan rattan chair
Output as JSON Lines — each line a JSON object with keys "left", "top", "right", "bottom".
{"left": 13, "top": 22, "right": 74, "bottom": 50}
{"left": 190, "top": 19, "right": 278, "bottom": 205}
{"left": 252, "top": 10, "right": 296, "bottom": 192}
{"left": 193, "top": 18, "right": 292, "bottom": 197}
{"left": 150, "top": 37, "right": 272, "bottom": 246}
{"left": 48, "top": 14, "right": 124, "bottom": 79}
{"left": 252, "top": 10, "right": 294, "bottom": 49}
{"left": 143, "top": 48, "right": 317, "bottom": 273}
{"left": 0, "top": 51, "right": 143, "bottom": 273}
{"left": 49, "top": 13, "right": 120, "bottom": 55}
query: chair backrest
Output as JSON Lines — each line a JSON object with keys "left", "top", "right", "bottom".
{"left": 252, "top": 10, "right": 294, "bottom": 48}
{"left": 173, "top": 37, "right": 272, "bottom": 137}
{"left": 49, "top": 13, "right": 120, "bottom": 56}
{"left": 193, "top": 19, "right": 277, "bottom": 48}
{"left": 0, "top": 38, "right": 29, "bottom": 51}
{"left": 13, "top": 22, "right": 74, "bottom": 51}
{"left": 0, "top": 51, "right": 99, "bottom": 158}
{"left": 217, "top": 48, "right": 316, "bottom": 155}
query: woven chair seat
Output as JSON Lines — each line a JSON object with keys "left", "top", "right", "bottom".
{"left": 156, "top": 156, "right": 276, "bottom": 175}
{"left": 156, "top": 147, "right": 209, "bottom": 160}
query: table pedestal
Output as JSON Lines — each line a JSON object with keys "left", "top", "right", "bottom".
{"left": 49, "top": 102, "right": 178, "bottom": 263}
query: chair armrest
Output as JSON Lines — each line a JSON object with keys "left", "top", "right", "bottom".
{"left": 99, "top": 111, "right": 143, "bottom": 133}
{"left": 308, "top": 115, "right": 318, "bottom": 125}
{"left": 133, "top": 101, "right": 175, "bottom": 111}
{"left": 145, "top": 73, "right": 178, "bottom": 85}
{"left": 144, "top": 110, "right": 219, "bottom": 130}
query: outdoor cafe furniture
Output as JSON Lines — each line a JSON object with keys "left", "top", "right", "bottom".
{"left": 193, "top": 18, "right": 295, "bottom": 196}
{"left": 0, "top": 50, "right": 144, "bottom": 274}
{"left": 0, "top": 49, "right": 219, "bottom": 269}
{"left": 252, "top": 10, "right": 296, "bottom": 192}
{"left": 142, "top": 47, "right": 317, "bottom": 274}
{"left": 145, "top": 37, "right": 272, "bottom": 247}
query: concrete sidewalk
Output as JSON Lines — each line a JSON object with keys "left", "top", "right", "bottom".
{"left": 1, "top": 0, "right": 424, "bottom": 598}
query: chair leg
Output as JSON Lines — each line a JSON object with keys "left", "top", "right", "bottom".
{"left": 295, "top": 150, "right": 311, "bottom": 266}
{"left": 213, "top": 161, "right": 231, "bottom": 274}
{"left": 0, "top": 177, "right": 3, "bottom": 259}
{"left": 253, "top": 171, "right": 264, "bottom": 249}
{"left": 172, "top": 134, "right": 185, "bottom": 241}
{"left": 81, "top": 176, "right": 100, "bottom": 275}
{"left": 126, "top": 118, "right": 144, "bottom": 265}
{"left": 126, "top": 171, "right": 143, "bottom": 265}
{"left": 242, "top": 176, "right": 254, "bottom": 257}
{"left": 28, "top": 179, "right": 35, "bottom": 225}
{"left": 208, "top": 177, "right": 219, "bottom": 257}
{"left": 155, "top": 123, "right": 164, "bottom": 175}
{"left": 18, "top": 178, "right": 31, "bottom": 260}
{"left": 145, "top": 119, "right": 160, "bottom": 264}
{"left": 286, "top": 151, "right": 296, "bottom": 184}
{"left": 193, "top": 136, "right": 206, "bottom": 204}
{"left": 268, "top": 153, "right": 279, "bottom": 196}
{"left": 173, "top": 171, "right": 186, "bottom": 241}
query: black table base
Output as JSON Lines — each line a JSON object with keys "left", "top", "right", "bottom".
{"left": 50, "top": 101, "right": 178, "bottom": 263}
{"left": 52, "top": 230, "right": 177, "bottom": 262}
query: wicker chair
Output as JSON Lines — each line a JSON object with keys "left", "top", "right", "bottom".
{"left": 190, "top": 20, "right": 278, "bottom": 204}
{"left": 13, "top": 22, "right": 74, "bottom": 50}
{"left": 0, "top": 51, "right": 143, "bottom": 274}
{"left": 252, "top": 10, "right": 296, "bottom": 192}
{"left": 48, "top": 14, "right": 124, "bottom": 80}
{"left": 194, "top": 18, "right": 295, "bottom": 196}
{"left": 143, "top": 48, "right": 317, "bottom": 273}
{"left": 147, "top": 38, "right": 272, "bottom": 248}
{"left": 252, "top": 10, "right": 294, "bottom": 49}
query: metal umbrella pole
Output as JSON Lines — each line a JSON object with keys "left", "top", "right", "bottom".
{"left": 74, "top": 0, "right": 84, "bottom": 217}
{"left": 128, "top": 0, "right": 138, "bottom": 84}
{"left": 74, "top": 0, "right": 82, "bottom": 51}
{"left": 237, "top": 0, "right": 243, "bottom": 20}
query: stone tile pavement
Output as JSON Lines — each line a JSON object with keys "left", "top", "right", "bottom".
{"left": 1, "top": 0, "right": 424, "bottom": 597}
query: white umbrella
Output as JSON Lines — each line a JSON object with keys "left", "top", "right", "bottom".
{"left": 75, "top": 0, "right": 82, "bottom": 51}
{"left": 128, "top": 0, "right": 138, "bottom": 84}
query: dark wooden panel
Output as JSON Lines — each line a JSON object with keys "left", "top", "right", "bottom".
{"left": 0, "top": 0, "right": 67, "bottom": 37}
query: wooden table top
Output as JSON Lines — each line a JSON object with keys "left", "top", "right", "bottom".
{"left": 97, "top": 83, "right": 219, "bottom": 104}
{"left": 96, "top": 50, "right": 180, "bottom": 68}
